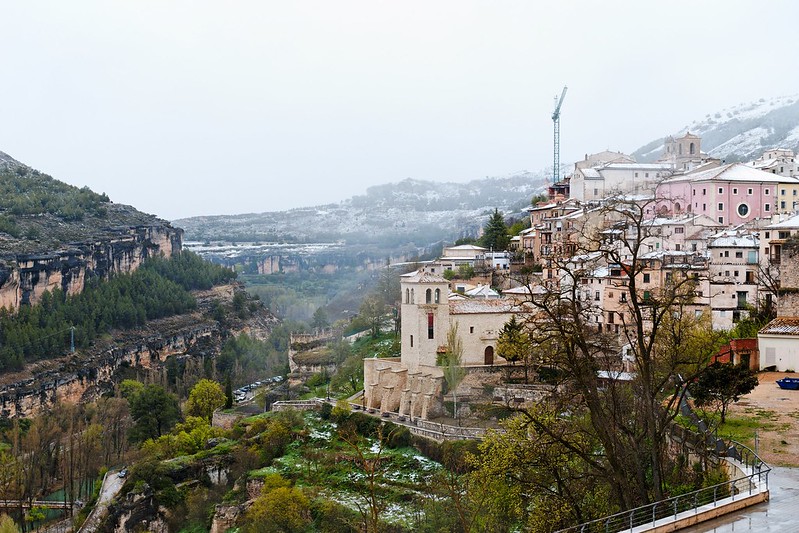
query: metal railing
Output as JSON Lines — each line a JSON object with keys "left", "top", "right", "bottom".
{"left": 349, "top": 403, "right": 488, "bottom": 440}
{"left": 556, "top": 440, "right": 770, "bottom": 533}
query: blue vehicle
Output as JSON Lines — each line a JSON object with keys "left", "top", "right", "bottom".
{"left": 776, "top": 377, "right": 799, "bottom": 390}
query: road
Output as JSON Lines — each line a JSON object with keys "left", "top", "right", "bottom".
{"left": 78, "top": 470, "right": 126, "bottom": 533}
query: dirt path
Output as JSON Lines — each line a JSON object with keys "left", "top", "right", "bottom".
{"left": 726, "top": 372, "right": 799, "bottom": 467}
{"left": 78, "top": 471, "right": 126, "bottom": 533}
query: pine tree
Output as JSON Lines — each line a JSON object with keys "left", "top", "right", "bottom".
{"left": 479, "top": 209, "right": 510, "bottom": 251}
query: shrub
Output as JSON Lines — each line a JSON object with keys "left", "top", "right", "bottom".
{"left": 319, "top": 402, "right": 333, "bottom": 420}
{"left": 386, "top": 425, "right": 411, "bottom": 449}
{"left": 330, "top": 399, "right": 352, "bottom": 423}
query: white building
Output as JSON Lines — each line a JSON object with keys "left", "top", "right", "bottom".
{"left": 749, "top": 148, "right": 797, "bottom": 178}
{"left": 707, "top": 231, "right": 760, "bottom": 330}
{"left": 570, "top": 161, "right": 673, "bottom": 202}
{"left": 363, "top": 267, "right": 518, "bottom": 419}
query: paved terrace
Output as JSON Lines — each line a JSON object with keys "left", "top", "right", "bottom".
{"left": 687, "top": 466, "right": 799, "bottom": 532}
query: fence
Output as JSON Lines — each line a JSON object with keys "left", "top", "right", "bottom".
{"left": 555, "top": 440, "right": 770, "bottom": 533}
{"left": 270, "top": 399, "right": 326, "bottom": 412}
{"left": 349, "top": 403, "right": 487, "bottom": 441}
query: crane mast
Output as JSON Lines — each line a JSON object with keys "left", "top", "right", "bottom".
{"left": 551, "top": 86, "right": 568, "bottom": 184}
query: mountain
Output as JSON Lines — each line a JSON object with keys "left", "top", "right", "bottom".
{"left": 0, "top": 152, "right": 182, "bottom": 308}
{"left": 175, "top": 171, "right": 548, "bottom": 247}
{"left": 633, "top": 95, "right": 799, "bottom": 162}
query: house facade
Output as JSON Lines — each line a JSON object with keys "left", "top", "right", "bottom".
{"left": 759, "top": 234, "right": 799, "bottom": 371}
{"left": 656, "top": 163, "right": 793, "bottom": 225}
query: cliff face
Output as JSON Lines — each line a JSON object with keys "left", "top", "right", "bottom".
{"left": 0, "top": 286, "right": 279, "bottom": 419}
{"left": 0, "top": 318, "right": 217, "bottom": 418}
{"left": 0, "top": 224, "right": 182, "bottom": 309}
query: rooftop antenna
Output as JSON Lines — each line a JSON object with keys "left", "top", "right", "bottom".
{"left": 552, "top": 86, "right": 568, "bottom": 184}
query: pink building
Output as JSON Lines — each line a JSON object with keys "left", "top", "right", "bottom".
{"left": 655, "top": 163, "right": 798, "bottom": 226}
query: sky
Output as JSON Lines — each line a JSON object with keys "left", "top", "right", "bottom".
{"left": 1, "top": 1, "right": 798, "bottom": 220}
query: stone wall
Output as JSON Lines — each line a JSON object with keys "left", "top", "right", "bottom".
{"left": 779, "top": 241, "right": 799, "bottom": 316}
{"left": 212, "top": 410, "right": 243, "bottom": 430}
{"left": 364, "top": 358, "right": 445, "bottom": 419}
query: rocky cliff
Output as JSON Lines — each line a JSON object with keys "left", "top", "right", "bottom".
{"left": 0, "top": 223, "right": 182, "bottom": 309}
{"left": 0, "top": 284, "right": 278, "bottom": 418}
{"left": 0, "top": 153, "right": 185, "bottom": 310}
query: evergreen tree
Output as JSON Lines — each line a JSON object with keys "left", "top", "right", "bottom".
{"left": 479, "top": 209, "right": 510, "bottom": 251}
{"left": 689, "top": 362, "right": 759, "bottom": 423}
{"left": 224, "top": 374, "right": 234, "bottom": 409}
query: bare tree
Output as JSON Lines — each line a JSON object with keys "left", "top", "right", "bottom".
{"left": 339, "top": 426, "right": 392, "bottom": 533}
{"left": 516, "top": 196, "right": 719, "bottom": 512}
{"left": 440, "top": 324, "right": 466, "bottom": 422}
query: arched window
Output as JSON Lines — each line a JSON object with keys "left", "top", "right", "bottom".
{"left": 411, "top": 289, "right": 415, "bottom": 304}
{"left": 690, "top": 142, "right": 695, "bottom": 155}
{"left": 427, "top": 313, "right": 434, "bottom": 339}
{"left": 675, "top": 202, "right": 681, "bottom": 212}
{"left": 679, "top": 144, "right": 683, "bottom": 155}
{"left": 405, "top": 288, "right": 410, "bottom": 304}
{"left": 434, "top": 288, "right": 440, "bottom": 303}
{"left": 426, "top": 288, "right": 432, "bottom": 303}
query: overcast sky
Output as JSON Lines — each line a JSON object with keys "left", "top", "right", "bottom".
{"left": 1, "top": 1, "right": 797, "bottom": 220}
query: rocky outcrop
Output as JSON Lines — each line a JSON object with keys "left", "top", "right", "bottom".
{"left": 0, "top": 284, "right": 278, "bottom": 419}
{"left": 0, "top": 319, "right": 219, "bottom": 418}
{"left": 106, "top": 484, "right": 170, "bottom": 533}
{"left": 0, "top": 224, "right": 182, "bottom": 309}
{"left": 210, "top": 504, "right": 247, "bottom": 533}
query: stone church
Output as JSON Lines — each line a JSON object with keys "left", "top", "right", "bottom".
{"left": 363, "top": 267, "right": 517, "bottom": 419}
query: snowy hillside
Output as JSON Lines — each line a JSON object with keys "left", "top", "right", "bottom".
{"left": 175, "top": 171, "right": 548, "bottom": 246}
{"left": 633, "top": 95, "right": 799, "bottom": 162}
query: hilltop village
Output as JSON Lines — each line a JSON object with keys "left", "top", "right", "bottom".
{"left": 363, "top": 133, "right": 799, "bottom": 420}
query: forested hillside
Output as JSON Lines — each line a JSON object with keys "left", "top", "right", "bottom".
{"left": 0, "top": 252, "right": 235, "bottom": 371}
{"left": 0, "top": 160, "right": 169, "bottom": 255}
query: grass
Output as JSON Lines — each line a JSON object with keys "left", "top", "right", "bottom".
{"left": 676, "top": 407, "right": 780, "bottom": 450}
{"left": 241, "top": 413, "right": 443, "bottom": 529}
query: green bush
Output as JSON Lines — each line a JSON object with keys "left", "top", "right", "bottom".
{"left": 385, "top": 425, "right": 411, "bottom": 449}
{"left": 319, "top": 402, "right": 333, "bottom": 420}
{"left": 306, "top": 372, "right": 329, "bottom": 388}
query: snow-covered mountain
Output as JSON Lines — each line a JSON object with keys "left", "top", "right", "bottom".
{"left": 180, "top": 95, "right": 799, "bottom": 251}
{"left": 633, "top": 95, "right": 799, "bottom": 162}
{"left": 176, "top": 171, "right": 548, "bottom": 246}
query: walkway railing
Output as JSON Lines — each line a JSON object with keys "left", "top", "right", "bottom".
{"left": 556, "top": 440, "right": 770, "bottom": 533}
{"left": 350, "top": 403, "right": 487, "bottom": 440}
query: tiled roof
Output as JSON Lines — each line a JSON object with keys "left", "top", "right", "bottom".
{"left": 664, "top": 162, "right": 790, "bottom": 184}
{"left": 450, "top": 299, "right": 516, "bottom": 314}
{"left": 767, "top": 214, "right": 799, "bottom": 229}
{"left": 759, "top": 317, "right": 799, "bottom": 336}
{"left": 400, "top": 269, "right": 448, "bottom": 283}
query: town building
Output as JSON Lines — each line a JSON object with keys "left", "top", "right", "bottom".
{"left": 707, "top": 230, "right": 760, "bottom": 329}
{"left": 748, "top": 148, "right": 797, "bottom": 178}
{"left": 758, "top": 234, "right": 799, "bottom": 371}
{"left": 363, "top": 268, "right": 518, "bottom": 418}
{"left": 658, "top": 132, "right": 711, "bottom": 171}
{"left": 656, "top": 163, "right": 796, "bottom": 225}
{"left": 570, "top": 161, "right": 673, "bottom": 202}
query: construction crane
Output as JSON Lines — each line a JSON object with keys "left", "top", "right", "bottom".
{"left": 551, "top": 86, "right": 568, "bottom": 184}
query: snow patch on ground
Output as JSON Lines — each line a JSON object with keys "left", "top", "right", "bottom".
{"left": 707, "top": 126, "right": 771, "bottom": 157}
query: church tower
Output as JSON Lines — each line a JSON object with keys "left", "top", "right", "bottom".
{"left": 400, "top": 269, "right": 450, "bottom": 372}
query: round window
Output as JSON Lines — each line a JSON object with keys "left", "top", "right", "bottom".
{"left": 737, "top": 203, "right": 750, "bottom": 217}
